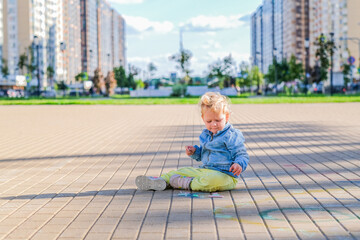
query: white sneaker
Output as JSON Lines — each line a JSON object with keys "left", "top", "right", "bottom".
{"left": 135, "top": 176, "right": 167, "bottom": 191}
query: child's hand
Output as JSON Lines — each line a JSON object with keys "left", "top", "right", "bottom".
{"left": 229, "top": 163, "right": 242, "bottom": 176}
{"left": 185, "top": 146, "right": 196, "bottom": 156}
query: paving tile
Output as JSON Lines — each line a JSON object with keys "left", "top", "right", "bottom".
{"left": 0, "top": 104, "right": 359, "bottom": 239}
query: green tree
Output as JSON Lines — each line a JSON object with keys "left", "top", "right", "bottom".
{"left": 18, "top": 53, "right": 28, "bottom": 75}
{"left": 47, "top": 66, "right": 55, "bottom": 89}
{"left": 114, "top": 66, "right": 127, "bottom": 88}
{"left": 236, "top": 61, "right": 252, "bottom": 91}
{"left": 342, "top": 63, "right": 351, "bottom": 88}
{"left": 315, "top": 33, "right": 336, "bottom": 82}
{"left": 169, "top": 49, "right": 192, "bottom": 83}
{"left": 135, "top": 79, "right": 145, "bottom": 89}
{"left": 148, "top": 62, "right": 157, "bottom": 79}
{"left": 56, "top": 81, "right": 68, "bottom": 96}
{"left": 127, "top": 64, "right": 139, "bottom": 90}
{"left": 249, "top": 66, "right": 263, "bottom": 95}
{"left": 288, "top": 55, "right": 304, "bottom": 82}
{"left": 26, "top": 46, "right": 36, "bottom": 77}
{"left": 1, "top": 58, "right": 9, "bottom": 79}
{"left": 207, "top": 54, "right": 236, "bottom": 88}
{"left": 266, "top": 55, "right": 303, "bottom": 85}
{"left": 265, "top": 58, "right": 280, "bottom": 84}
{"left": 75, "top": 72, "right": 88, "bottom": 82}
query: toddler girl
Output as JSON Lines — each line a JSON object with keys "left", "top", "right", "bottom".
{"left": 136, "top": 92, "right": 249, "bottom": 192}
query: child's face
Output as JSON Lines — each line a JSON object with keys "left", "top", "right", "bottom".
{"left": 202, "top": 109, "right": 229, "bottom": 135}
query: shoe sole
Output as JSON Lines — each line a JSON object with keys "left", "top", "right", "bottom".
{"left": 135, "top": 176, "right": 166, "bottom": 191}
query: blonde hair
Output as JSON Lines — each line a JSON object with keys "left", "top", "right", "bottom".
{"left": 200, "top": 92, "right": 231, "bottom": 116}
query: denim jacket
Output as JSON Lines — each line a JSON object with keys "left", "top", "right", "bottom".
{"left": 190, "top": 122, "right": 249, "bottom": 178}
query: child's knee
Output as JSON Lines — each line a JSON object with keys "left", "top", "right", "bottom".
{"left": 192, "top": 174, "right": 237, "bottom": 191}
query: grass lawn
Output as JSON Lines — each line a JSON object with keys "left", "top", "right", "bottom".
{"left": 0, "top": 94, "right": 360, "bottom": 105}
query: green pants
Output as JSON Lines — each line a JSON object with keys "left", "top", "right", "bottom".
{"left": 161, "top": 167, "right": 238, "bottom": 192}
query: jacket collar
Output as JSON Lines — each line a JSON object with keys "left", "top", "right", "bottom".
{"left": 204, "top": 122, "right": 231, "bottom": 137}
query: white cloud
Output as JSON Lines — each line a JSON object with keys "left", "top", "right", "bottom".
{"left": 180, "top": 14, "right": 247, "bottom": 32}
{"left": 202, "top": 40, "right": 221, "bottom": 49}
{"left": 124, "top": 15, "right": 174, "bottom": 34}
{"left": 108, "top": 0, "right": 143, "bottom": 4}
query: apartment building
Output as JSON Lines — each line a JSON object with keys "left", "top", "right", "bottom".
{"left": 344, "top": 0, "right": 360, "bottom": 73}
{"left": 2, "top": 0, "right": 64, "bottom": 88}
{"left": 251, "top": 6, "right": 263, "bottom": 72}
{"left": 80, "top": 0, "right": 99, "bottom": 79}
{"left": 98, "top": 0, "right": 113, "bottom": 75}
{"left": 0, "top": 1, "right": 4, "bottom": 73}
{"left": 3, "top": 0, "right": 20, "bottom": 78}
{"left": 262, "top": 0, "right": 274, "bottom": 74}
{"left": 112, "top": 10, "right": 126, "bottom": 69}
{"left": 1, "top": 0, "right": 125, "bottom": 88}
{"left": 282, "top": 0, "right": 309, "bottom": 65}
{"left": 309, "top": 0, "right": 347, "bottom": 72}
{"left": 118, "top": 15, "right": 126, "bottom": 68}
{"left": 273, "top": 0, "right": 283, "bottom": 61}
{"left": 63, "top": 0, "right": 81, "bottom": 84}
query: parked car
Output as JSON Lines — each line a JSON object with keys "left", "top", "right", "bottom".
{"left": 16, "top": 90, "right": 25, "bottom": 98}
{"left": 350, "top": 83, "right": 359, "bottom": 91}
{"left": 0, "top": 89, "right": 6, "bottom": 97}
{"left": 6, "top": 89, "right": 20, "bottom": 98}
{"left": 40, "top": 90, "right": 57, "bottom": 98}
{"left": 69, "top": 90, "right": 84, "bottom": 97}
{"left": 310, "top": 82, "right": 323, "bottom": 94}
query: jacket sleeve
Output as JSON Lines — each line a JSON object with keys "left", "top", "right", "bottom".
{"left": 225, "top": 131, "right": 249, "bottom": 172}
{"left": 190, "top": 145, "right": 202, "bottom": 162}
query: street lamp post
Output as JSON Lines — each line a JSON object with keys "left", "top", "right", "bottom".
{"left": 255, "top": 51, "right": 262, "bottom": 95}
{"left": 304, "top": 38, "right": 310, "bottom": 94}
{"left": 34, "top": 36, "right": 41, "bottom": 96}
{"left": 330, "top": 32, "right": 334, "bottom": 96}
{"left": 273, "top": 48, "right": 278, "bottom": 95}
{"left": 60, "top": 42, "right": 66, "bottom": 83}
{"left": 89, "top": 49, "right": 93, "bottom": 76}
{"left": 107, "top": 53, "right": 110, "bottom": 74}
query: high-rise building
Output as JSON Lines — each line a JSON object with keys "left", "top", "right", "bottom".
{"left": 262, "top": 0, "right": 274, "bottom": 74}
{"left": 342, "top": 0, "right": 360, "bottom": 73}
{"left": 98, "top": 0, "right": 113, "bottom": 76}
{"left": 45, "top": 0, "right": 63, "bottom": 88}
{"left": 112, "top": 10, "right": 126, "bottom": 69}
{"left": 251, "top": 6, "right": 263, "bottom": 72}
{"left": 309, "top": 0, "right": 346, "bottom": 72}
{"left": 251, "top": 1, "right": 283, "bottom": 74}
{"left": 0, "top": 0, "right": 4, "bottom": 74}
{"left": 2, "top": 0, "right": 65, "bottom": 88}
{"left": 282, "top": 0, "right": 310, "bottom": 65}
{"left": 1, "top": 0, "right": 126, "bottom": 89}
{"left": 63, "top": 0, "right": 81, "bottom": 84}
{"left": 118, "top": 15, "right": 126, "bottom": 68}
{"left": 273, "top": 0, "right": 283, "bottom": 61}
{"left": 3, "top": 0, "right": 20, "bottom": 79}
{"left": 81, "top": 0, "right": 99, "bottom": 79}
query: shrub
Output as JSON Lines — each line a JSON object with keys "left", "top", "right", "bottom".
{"left": 171, "top": 84, "right": 187, "bottom": 97}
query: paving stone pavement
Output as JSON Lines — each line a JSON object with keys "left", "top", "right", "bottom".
{"left": 0, "top": 103, "right": 360, "bottom": 240}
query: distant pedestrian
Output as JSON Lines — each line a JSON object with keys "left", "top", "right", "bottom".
{"left": 135, "top": 92, "right": 249, "bottom": 192}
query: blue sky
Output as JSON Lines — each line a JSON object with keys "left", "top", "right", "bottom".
{"left": 109, "top": 0, "right": 262, "bottom": 79}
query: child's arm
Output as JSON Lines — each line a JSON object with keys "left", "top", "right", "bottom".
{"left": 225, "top": 131, "right": 249, "bottom": 172}
{"left": 229, "top": 163, "right": 242, "bottom": 176}
{"left": 185, "top": 145, "right": 202, "bottom": 161}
